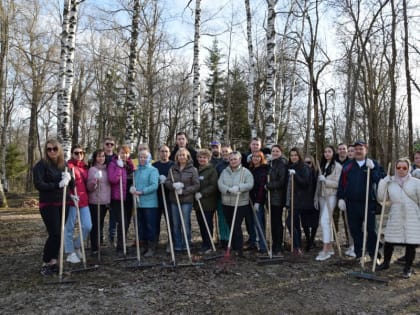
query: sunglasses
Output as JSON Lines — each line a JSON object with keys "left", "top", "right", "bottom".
{"left": 47, "top": 147, "right": 58, "bottom": 152}
{"left": 396, "top": 166, "right": 408, "bottom": 170}
{"left": 305, "top": 161, "right": 312, "bottom": 165}
{"left": 105, "top": 142, "right": 114, "bottom": 147}
{"left": 73, "top": 151, "right": 84, "bottom": 155}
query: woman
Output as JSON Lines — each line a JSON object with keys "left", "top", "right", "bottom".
{"left": 193, "top": 149, "right": 218, "bottom": 254}
{"left": 87, "top": 149, "right": 111, "bottom": 254}
{"left": 286, "top": 147, "right": 312, "bottom": 256}
{"left": 266, "top": 145, "right": 288, "bottom": 255}
{"left": 108, "top": 145, "right": 135, "bottom": 254}
{"left": 64, "top": 145, "right": 92, "bottom": 263}
{"left": 165, "top": 148, "right": 200, "bottom": 251}
{"left": 301, "top": 155, "right": 320, "bottom": 252}
{"left": 33, "top": 139, "right": 72, "bottom": 275}
{"left": 377, "top": 158, "right": 420, "bottom": 278}
{"left": 218, "top": 151, "right": 254, "bottom": 256}
{"left": 249, "top": 151, "right": 269, "bottom": 253}
{"left": 314, "top": 147, "right": 342, "bottom": 260}
{"left": 131, "top": 149, "right": 159, "bottom": 257}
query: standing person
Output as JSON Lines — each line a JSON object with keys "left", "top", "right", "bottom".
{"left": 286, "top": 147, "right": 312, "bottom": 256}
{"left": 249, "top": 151, "right": 269, "bottom": 253}
{"left": 131, "top": 149, "right": 159, "bottom": 257}
{"left": 314, "top": 146, "right": 342, "bottom": 261}
{"left": 336, "top": 143, "right": 349, "bottom": 165}
{"left": 64, "top": 145, "right": 92, "bottom": 263}
{"left": 33, "top": 139, "right": 72, "bottom": 275}
{"left": 301, "top": 156, "right": 319, "bottom": 252}
{"left": 169, "top": 131, "right": 198, "bottom": 168}
{"left": 337, "top": 140, "right": 384, "bottom": 261}
{"left": 218, "top": 151, "right": 254, "bottom": 256}
{"left": 153, "top": 145, "right": 174, "bottom": 246}
{"left": 266, "top": 144, "right": 288, "bottom": 255}
{"left": 87, "top": 149, "right": 111, "bottom": 254}
{"left": 108, "top": 145, "right": 135, "bottom": 254}
{"left": 347, "top": 145, "right": 355, "bottom": 161}
{"left": 194, "top": 149, "right": 218, "bottom": 254}
{"left": 215, "top": 144, "right": 233, "bottom": 249}
{"left": 209, "top": 141, "right": 222, "bottom": 166}
{"left": 165, "top": 148, "right": 200, "bottom": 251}
{"left": 376, "top": 158, "right": 420, "bottom": 278}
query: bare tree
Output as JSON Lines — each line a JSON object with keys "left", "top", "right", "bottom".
{"left": 403, "top": 0, "right": 413, "bottom": 157}
{"left": 191, "top": 0, "right": 201, "bottom": 148}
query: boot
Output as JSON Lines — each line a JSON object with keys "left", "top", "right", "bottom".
{"left": 144, "top": 241, "right": 156, "bottom": 257}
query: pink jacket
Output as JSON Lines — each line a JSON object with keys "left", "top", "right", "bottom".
{"left": 107, "top": 157, "right": 134, "bottom": 201}
{"left": 87, "top": 164, "right": 111, "bottom": 205}
{"left": 67, "top": 159, "right": 89, "bottom": 208}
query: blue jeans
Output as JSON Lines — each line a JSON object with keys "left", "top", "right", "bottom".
{"left": 171, "top": 202, "right": 192, "bottom": 250}
{"left": 137, "top": 207, "right": 159, "bottom": 242}
{"left": 64, "top": 205, "right": 92, "bottom": 253}
{"left": 255, "top": 203, "right": 266, "bottom": 251}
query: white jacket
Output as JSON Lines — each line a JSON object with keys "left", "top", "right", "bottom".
{"left": 317, "top": 161, "right": 342, "bottom": 198}
{"left": 377, "top": 176, "right": 420, "bottom": 244}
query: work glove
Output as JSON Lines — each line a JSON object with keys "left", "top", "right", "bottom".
{"left": 338, "top": 199, "right": 346, "bottom": 211}
{"left": 176, "top": 188, "right": 183, "bottom": 195}
{"left": 59, "top": 171, "right": 71, "bottom": 188}
{"left": 117, "top": 159, "right": 124, "bottom": 168}
{"left": 172, "top": 182, "right": 184, "bottom": 190}
{"left": 94, "top": 170, "right": 102, "bottom": 180}
{"left": 229, "top": 185, "right": 239, "bottom": 194}
{"left": 382, "top": 176, "right": 392, "bottom": 184}
{"left": 159, "top": 175, "right": 167, "bottom": 184}
{"left": 412, "top": 169, "right": 420, "bottom": 179}
{"left": 195, "top": 192, "right": 202, "bottom": 200}
{"left": 288, "top": 169, "right": 296, "bottom": 175}
{"left": 70, "top": 194, "right": 80, "bottom": 206}
{"left": 253, "top": 203, "right": 260, "bottom": 212}
{"left": 365, "top": 158, "right": 374, "bottom": 169}
{"left": 129, "top": 186, "right": 137, "bottom": 194}
{"left": 318, "top": 175, "right": 326, "bottom": 182}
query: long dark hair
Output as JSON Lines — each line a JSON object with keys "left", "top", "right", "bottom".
{"left": 288, "top": 147, "right": 303, "bottom": 166}
{"left": 320, "top": 145, "right": 336, "bottom": 177}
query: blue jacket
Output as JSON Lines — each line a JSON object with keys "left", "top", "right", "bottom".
{"left": 133, "top": 162, "right": 159, "bottom": 208}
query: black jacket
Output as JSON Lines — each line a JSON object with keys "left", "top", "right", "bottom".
{"left": 266, "top": 157, "right": 288, "bottom": 206}
{"left": 287, "top": 162, "right": 313, "bottom": 210}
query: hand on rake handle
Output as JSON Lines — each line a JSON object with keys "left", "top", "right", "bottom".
{"left": 59, "top": 172, "right": 71, "bottom": 188}
{"left": 365, "top": 158, "right": 375, "bottom": 169}
{"left": 129, "top": 186, "right": 137, "bottom": 194}
{"left": 228, "top": 186, "right": 239, "bottom": 194}
{"left": 117, "top": 159, "right": 124, "bottom": 168}
{"left": 159, "top": 175, "right": 167, "bottom": 184}
{"left": 382, "top": 175, "right": 392, "bottom": 184}
{"left": 195, "top": 192, "right": 202, "bottom": 200}
{"left": 318, "top": 175, "right": 326, "bottom": 182}
{"left": 70, "top": 194, "right": 80, "bottom": 207}
{"left": 288, "top": 169, "right": 296, "bottom": 175}
{"left": 338, "top": 199, "right": 346, "bottom": 211}
{"left": 253, "top": 203, "right": 260, "bottom": 212}
{"left": 176, "top": 188, "right": 183, "bottom": 195}
{"left": 172, "top": 182, "right": 184, "bottom": 190}
{"left": 95, "top": 170, "right": 103, "bottom": 179}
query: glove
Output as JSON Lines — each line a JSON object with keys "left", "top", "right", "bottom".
{"left": 59, "top": 171, "right": 71, "bottom": 188}
{"left": 412, "top": 169, "right": 420, "bottom": 179}
{"left": 288, "top": 169, "right": 296, "bottom": 175}
{"left": 70, "top": 194, "right": 80, "bottom": 206}
{"left": 314, "top": 198, "right": 319, "bottom": 210}
{"left": 338, "top": 199, "right": 346, "bottom": 211}
{"left": 195, "top": 192, "right": 202, "bottom": 200}
{"left": 382, "top": 175, "right": 392, "bottom": 184}
{"left": 129, "top": 186, "right": 137, "bottom": 194}
{"left": 159, "top": 175, "right": 167, "bottom": 184}
{"left": 94, "top": 170, "right": 102, "bottom": 179}
{"left": 229, "top": 186, "right": 239, "bottom": 194}
{"left": 318, "top": 175, "right": 326, "bottom": 182}
{"left": 176, "top": 188, "right": 183, "bottom": 195}
{"left": 253, "top": 203, "right": 260, "bottom": 212}
{"left": 173, "top": 182, "right": 184, "bottom": 190}
{"left": 117, "top": 159, "right": 124, "bottom": 168}
{"left": 365, "top": 158, "right": 374, "bottom": 169}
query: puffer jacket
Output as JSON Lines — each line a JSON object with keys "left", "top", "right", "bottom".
{"left": 87, "top": 163, "right": 111, "bottom": 205}
{"left": 194, "top": 164, "right": 218, "bottom": 212}
{"left": 378, "top": 176, "right": 420, "bottom": 244}
{"left": 133, "top": 162, "right": 159, "bottom": 208}
{"left": 317, "top": 161, "right": 342, "bottom": 197}
{"left": 218, "top": 165, "right": 254, "bottom": 207}
{"left": 107, "top": 156, "right": 135, "bottom": 201}
{"left": 266, "top": 157, "right": 288, "bottom": 206}
{"left": 165, "top": 160, "right": 200, "bottom": 203}
{"left": 250, "top": 164, "right": 269, "bottom": 204}
{"left": 67, "top": 159, "right": 89, "bottom": 208}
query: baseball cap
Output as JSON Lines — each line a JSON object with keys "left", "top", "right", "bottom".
{"left": 354, "top": 140, "right": 367, "bottom": 146}
{"left": 210, "top": 141, "right": 221, "bottom": 146}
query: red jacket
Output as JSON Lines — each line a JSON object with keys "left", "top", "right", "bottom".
{"left": 67, "top": 159, "right": 89, "bottom": 208}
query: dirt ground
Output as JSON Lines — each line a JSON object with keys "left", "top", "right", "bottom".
{"left": 1, "top": 193, "right": 420, "bottom": 314}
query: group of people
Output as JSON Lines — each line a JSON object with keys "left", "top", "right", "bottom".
{"left": 33, "top": 133, "right": 420, "bottom": 279}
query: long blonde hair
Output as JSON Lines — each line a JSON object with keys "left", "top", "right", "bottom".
{"left": 44, "top": 139, "right": 65, "bottom": 170}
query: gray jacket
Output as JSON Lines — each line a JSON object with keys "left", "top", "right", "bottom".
{"left": 218, "top": 165, "right": 254, "bottom": 207}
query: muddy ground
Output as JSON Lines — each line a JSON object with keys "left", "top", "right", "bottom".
{"left": 1, "top": 193, "right": 419, "bottom": 314}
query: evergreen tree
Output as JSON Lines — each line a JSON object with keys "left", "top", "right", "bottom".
{"left": 6, "top": 144, "right": 27, "bottom": 179}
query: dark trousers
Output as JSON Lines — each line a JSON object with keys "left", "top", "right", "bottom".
{"left": 346, "top": 200, "right": 377, "bottom": 258}
{"left": 137, "top": 207, "right": 159, "bottom": 242}
{"left": 384, "top": 242, "right": 416, "bottom": 270}
{"left": 244, "top": 206, "right": 257, "bottom": 244}
{"left": 156, "top": 196, "right": 173, "bottom": 243}
{"left": 223, "top": 204, "right": 252, "bottom": 251}
{"left": 110, "top": 199, "right": 130, "bottom": 250}
{"left": 271, "top": 205, "right": 284, "bottom": 252}
{"left": 196, "top": 209, "right": 215, "bottom": 250}
{"left": 89, "top": 204, "right": 107, "bottom": 251}
{"left": 39, "top": 205, "right": 68, "bottom": 263}
{"left": 286, "top": 208, "right": 302, "bottom": 249}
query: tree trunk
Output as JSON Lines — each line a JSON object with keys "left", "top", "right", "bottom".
{"left": 192, "top": 0, "right": 201, "bottom": 148}
{"left": 403, "top": 0, "right": 413, "bottom": 158}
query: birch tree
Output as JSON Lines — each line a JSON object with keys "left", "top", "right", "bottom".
{"left": 403, "top": 0, "right": 413, "bottom": 157}
{"left": 191, "top": 0, "right": 201, "bottom": 148}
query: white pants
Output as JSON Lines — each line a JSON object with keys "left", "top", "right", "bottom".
{"left": 319, "top": 195, "right": 336, "bottom": 244}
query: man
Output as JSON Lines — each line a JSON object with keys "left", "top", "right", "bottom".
{"left": 210, "top": 141, "right": 222, "bottom": 167}
{"left": 169, "top": 131, "right": 198, "bottom": 168}
{"left": 242, "top": 137, "right": 263, "bottom": 167}
{"left": 337, "top": 140, "right": 384, "bottom": 262}
{"left": 153, "top": 145, "right": 175, "bottom": 248}
{"left": 103, "top": 136, "right": 117, "bottom": 165}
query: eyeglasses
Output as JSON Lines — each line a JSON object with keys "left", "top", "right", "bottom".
{"left": 73, "top": 151, "right": 84, "bottom": 155}
{"left": 105, "top": 142, "right": 114, "bottom": 147}
{"left": 47, "top": 147, "right": 58, "bottom": 152}
{"left": 396, "top": 166, "right": 408, "bottom": 170}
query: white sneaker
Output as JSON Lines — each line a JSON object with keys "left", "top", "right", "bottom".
{"left": 75, "top": 248, "right": 83, "bottom": 259}
{"left": 66, "top": 252, "right": 81, "bottom": 264}
{"left": 316, "top": 251, "right": 332, "bottom": 261}
{"left": 328, "top": 249, "right": 335, "bottom": 255}
{"left": 345, "top": 246, "right": 356, "bottom": 258}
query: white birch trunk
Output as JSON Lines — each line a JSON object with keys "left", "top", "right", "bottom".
{"left": 245, "top": 0, "right": 257, "bottom": 139}
{"left": 264, "top": 0, "right": 278, "bottom": 148}
{"left": 57, "top": 0, "right": 80, "bottom": 160}
{"left": 125, "top": 0, "right": 140, "bottom": 148}
{"left": 192, "top": 0, "right": 201, "bottom": 148}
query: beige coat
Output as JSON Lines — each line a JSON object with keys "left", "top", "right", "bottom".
{"left": 316, "top": 161, "right": 342, "bottom": 198}
{"left": 218, "top": 165, "right": 254, "bottom": 207}
{"left": 377, "top": 176, "right": 420, "bottom": 244}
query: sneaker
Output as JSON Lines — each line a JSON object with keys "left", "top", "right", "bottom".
{"left": 328, "top": 249, "right": 335, "bottom": 255}
{"left": 66, "top": 252, "right": 81, "bottom": 264}
{"left": 293, "top": 248, "right": 303, "bottom": 257}
{"left": 376, "top": 262, "right": 390, "bottom": 271}
{"left": 40, "top": 265, "right": 53, "bottom": 276}
{"left": 345, "top": 246, "right": 356, "bottom": 258}
{"left": 49, "top": 264, "right": 59, "bottom": 274}
{"left": 403, "top": 268, "right": 412, "bottom": 279}
{"left": 316, "top": 251, "right": 332, "bottom": 261}
{"left": 75, "top": 248, "right": 83, "bottom": 259}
